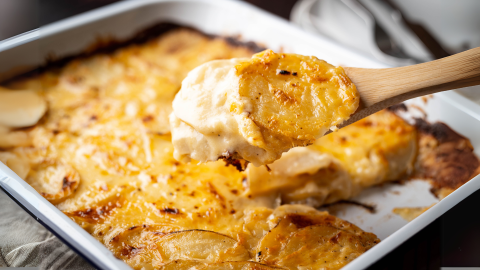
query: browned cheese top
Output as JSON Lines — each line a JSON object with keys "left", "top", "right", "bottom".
{"left": 0, "top": 28, "right": 378, "bottom": 270}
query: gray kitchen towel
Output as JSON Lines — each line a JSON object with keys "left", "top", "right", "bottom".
{"left": 0, "top": 189, "right": 96, "bottom": 270}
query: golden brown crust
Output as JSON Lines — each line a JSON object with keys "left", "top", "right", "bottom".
{"left": 235, "top": 50, "right": 359, "bottom": 149}
{"left": 255, "top": 209, "right": 379, "bottom": 269}
{"left": 414, "top": 119, "right": 480, "bottom": 198}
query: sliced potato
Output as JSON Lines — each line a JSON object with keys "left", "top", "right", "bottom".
{"left": 241, "top": 207, "right": 273, "bottom": 251}
{"left": 255, "top": 207, "right": 379, "bottom": 268}
{"left": 276, "top": 225, "right": 370, "bottom": 269}
{"left": 0, "top": 125, "right": 31, "bottom": 148}
{"left": 0, "top": 87, "right": 47, "bottom": 128}
{"left": 109, "top": 229, "right": 250, "bottom": 268}
{"left": 256, "top": 206, "right": 334, "bottom": 263}
{"left": 202, "top": 261, "right": 284, "bottom": 270}
{"left": 246, "top": 148, "right": 355, "bottom": 207}
{"left": 90, "top": 223, "right": 179, "bottom": 270}
{"left": 159, "top": 260, "right": 206, "bottom": 270}
{"left": 156, "top": 230, "right": 250, "bottom": 262}
{"left": 25, "top": 160, "right": 80, "bottom": 204}
{"left": 108, "top": 224, "right": 181, "bottom": 257}
{"left": 235, "top": 50, "right": 359, "bottom": 152}
{"left": 0, "top": 151, "right": 30, "bottom": 179}
{"left": 246, "top": 148, "right": 334, "bottom": 195}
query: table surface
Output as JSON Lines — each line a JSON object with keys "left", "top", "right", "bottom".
{"left": 1, "top": 0, "right": 480, "bottom": 269}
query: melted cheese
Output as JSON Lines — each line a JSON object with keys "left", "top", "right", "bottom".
{"left": 247, "top": 110, "right": 417, "bottom": 207}
{"left": 0, "top": 28, "right": 379, "bottom": 270}
{"left": 170, "top": 59, "right": 270, "bottom": 166}
{"left": 171, "top": 49, "right": 359, "bottom": 166}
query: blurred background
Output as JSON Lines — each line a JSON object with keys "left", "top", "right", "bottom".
{"left": 1, "top": 0, "right": 480, "bottom": 269}
{"left": 2, "top": 0, "right": 479, "bottom": 103}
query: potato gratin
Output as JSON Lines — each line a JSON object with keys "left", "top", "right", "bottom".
{"left": 171, "top": 50, "right": 359, "bottom": 166}
{"left": 1, "top": 24, "right": 479, "bottom": 270}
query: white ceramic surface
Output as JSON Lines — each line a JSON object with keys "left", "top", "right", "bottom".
{"left": 0, "top": 0, "right": 479, "bottom": 269}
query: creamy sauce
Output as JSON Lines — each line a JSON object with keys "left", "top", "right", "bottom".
{"left": 171, "top": 50, "right": 360, "bottom": 166}
{"left": 171, "top": 59, "right": 277, "bottom": 166}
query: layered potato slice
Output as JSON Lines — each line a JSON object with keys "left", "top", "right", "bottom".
{"left": 0, "top": 26, "right": 380, "bottom": 270}
{"left": 171, "top": 49, "right": 359, "bottom": 166}
{"left": 158, "top": 207, "right": 380, "bottom": 270}
{"left": 247, "top": 109, "right": 417, "bottom": 206}
{"left": 26, "top": 159, "right": 81, "bottom": 204}
{"left": 235, "top": 50, "right": 359, "bottom": 149}
{"left": 313, "top": 109, "right": 417, "bottom": 187}
{"left": 255, "top": 205, "right": 379, "bottom": 269}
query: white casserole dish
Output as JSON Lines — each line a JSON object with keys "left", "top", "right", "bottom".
{"left": 1, "top": 0, "right": 480, "bottom": 269}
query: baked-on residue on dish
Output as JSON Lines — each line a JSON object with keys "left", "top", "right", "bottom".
{"left": 0, "top": 23, "right": 479, "bottom": 270}
{"left": 414, "top": 119, "right": 480, "bottom": 199}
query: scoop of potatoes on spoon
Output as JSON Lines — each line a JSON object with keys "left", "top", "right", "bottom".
{"left": 171, "top": 47, "right": 480, "bottom": 167}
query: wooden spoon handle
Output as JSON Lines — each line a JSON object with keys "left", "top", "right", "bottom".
{"left": 329, "top": 47, "right": 480, "bottom": 131}
{"left": 344, "top": 46, "right": 480, "bottom": 107}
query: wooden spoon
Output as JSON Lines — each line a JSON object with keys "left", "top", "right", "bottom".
{"left": 339, "top": 46, "right": 480, "bottom": 128}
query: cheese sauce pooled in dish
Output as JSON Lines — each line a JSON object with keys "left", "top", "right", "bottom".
{"left": 170, "top": 50, "right": 359, "bottom": 166}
